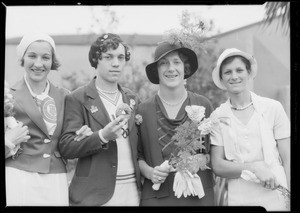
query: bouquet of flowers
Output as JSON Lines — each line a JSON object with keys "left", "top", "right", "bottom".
{"left": 4, "top": 81, "right": 18, "bottom": 128}
{"left": 4, "top": 81, "right": 22, "bottom": 156}
{"left": 153, "top": 105, "right": 218, "bottom": 199}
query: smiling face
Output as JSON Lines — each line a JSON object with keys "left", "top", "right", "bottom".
{"left": 23, "top": 41, "right": 53, "bottom": 84}
{"left": 157, "top": 50, "right": 185, "bottom": 88}
{"left": 220, "top": 57, "right": 251, "bottom": 94}
{"left": 96, "top": 44, "right": 126, "bottom": 84}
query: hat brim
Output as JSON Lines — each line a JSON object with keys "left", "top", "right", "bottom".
{"left": 212, "top": 49, "right": 258, "bottom": 90}
{"left": 145, "top": 47, "right": 198, "bottom": 84}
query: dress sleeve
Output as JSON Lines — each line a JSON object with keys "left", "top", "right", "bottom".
{"left": 209, "top": 110, "right": 224, "bottom": 147}
{"left": 273, "top": 101, "right": 290, "bottom": 140}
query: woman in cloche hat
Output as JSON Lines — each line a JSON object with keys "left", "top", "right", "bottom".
{"left": 210, "top": 48, "right": 290, "bottom": 210}
{"left": 136, "top": 41, "right": 215, "bottom": 206}
{"left": 5, "top": 32, "right": 92, "bottom": 206}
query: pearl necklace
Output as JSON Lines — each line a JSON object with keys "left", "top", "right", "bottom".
{"left": 230, "top": 102, "right": 253, "bottom": 111}
{"left": 98, "top": 88, "right": 118, "bottom": 94}
{"left": 158, "top": 91, "right": 187, "bottom": 107}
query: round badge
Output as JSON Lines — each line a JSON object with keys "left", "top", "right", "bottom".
{"left": 41, "top": 97, "right": 57, "bottom": 123}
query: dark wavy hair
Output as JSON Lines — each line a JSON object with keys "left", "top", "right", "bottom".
{"left": 88, "top": 33, "right": 131, "bottom": 69}
{"left": 154, "top": 50, "right": 192, "bottom": 82}
{"left": 178, "top": 50, "right": 192, "bottom": 77}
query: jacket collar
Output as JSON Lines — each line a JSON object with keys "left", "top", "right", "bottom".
{"left": 11, "top": 78, "right": 63, "bottom": 138}
{"left": 83, "top": 77, "right": 137, "bottom": 130}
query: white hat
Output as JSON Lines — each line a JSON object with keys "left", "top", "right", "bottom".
{"left": 212, "top": 48, "right": 258, "bottom": 90}
{"left": 16, "top": 32, "right": 56, "bottom": 61}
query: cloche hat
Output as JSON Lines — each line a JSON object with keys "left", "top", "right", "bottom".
{"left": 145, "top": 41, "right": 198, "bottom": 84}
{"left": 17, "top": 32, "right": 56, "bottom": 61}
{"left": 212, "top": 48, "right": 258, "bottom": 90}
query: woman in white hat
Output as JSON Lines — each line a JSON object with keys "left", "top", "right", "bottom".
{"left": 210, "top": 48, "right": 290, "bottom": 210}
{"left": 137, "top": 41, "right": 215, "bottom": 206}
{"left": 5, "top": 32, "right": 92, "bottom": 206}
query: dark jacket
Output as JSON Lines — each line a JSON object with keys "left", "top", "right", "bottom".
{"left": 59, "top": 77, "right": 141, "bottom": 206}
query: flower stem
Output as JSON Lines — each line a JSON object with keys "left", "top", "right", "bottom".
{"left": 161, "top": 139, "right": 175, "bottom": 153}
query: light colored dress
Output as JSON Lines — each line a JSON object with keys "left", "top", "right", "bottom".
{"left": 210, "top": 92, "right": 290, "bottom": 211}
{"left": 5, "top": 167, "right": 68, "bottom": 206}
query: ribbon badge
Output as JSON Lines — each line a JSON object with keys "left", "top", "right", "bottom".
{"left": 90, "top": 105, "right": 98, "bottom": 114}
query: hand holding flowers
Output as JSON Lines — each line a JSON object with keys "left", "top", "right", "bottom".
{"left": 153, "top": 105, "right": 218, "bottom": 199}
{"left": 241, "top": 167, "right": 290, "bottom": 209}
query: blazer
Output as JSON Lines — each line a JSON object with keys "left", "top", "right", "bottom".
{"left": 58, "top": 77, "right": 142, "bottom": 206}
{"left": 137, "top": 91, "right": 215, "bottom": 201}
{"left": 5, "top": 78, "right": 69, "bottom": 174}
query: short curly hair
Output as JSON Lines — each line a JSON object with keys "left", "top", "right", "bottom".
{"left": 88, "top": 33, "right": 130, "bottom": 69}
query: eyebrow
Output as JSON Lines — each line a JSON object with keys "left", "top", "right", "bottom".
{"left": 103, "top": 53, "right": 125, "bottom": 56}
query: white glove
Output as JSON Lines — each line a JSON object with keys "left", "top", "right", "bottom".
{"left": 241, "top": 170, "right": 261, "bottom": 183}
{"left": 173, "top": 171, "right": 186, "bottom": 198}
{"left": 191, "top": 174, "right": 205, "bottom": 198}
{"left": 184, "top": 172, "right": 195, "bottom": 197}
{"left": 173, "top": 171, "right": 205, "bottom": 199}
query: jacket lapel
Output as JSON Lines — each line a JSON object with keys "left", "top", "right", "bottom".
{"left": 83, "top": 79, "right": 111, "bottom": 128}
{"left": 11, "top": 79, "right": 50, "bottom": 138}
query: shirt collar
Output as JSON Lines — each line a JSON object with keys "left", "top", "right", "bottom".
{"left": 23, "top": 73, "right": 50, "bottom": 97}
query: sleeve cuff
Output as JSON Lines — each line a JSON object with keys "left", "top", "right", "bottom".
{"left": 98, "top": 129, "right": 109, "bottom": 144}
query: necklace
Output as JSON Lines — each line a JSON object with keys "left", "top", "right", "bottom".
{"left": 97, "top": 89, "right": 120, "bottom": 106}
{"left": 231, "top": 102, "right": 253, "bottom": 111}
{"left": 98, "top": 88, "right": 118, "bottom": 94}
{"left": 158, "top": 91, "right": 187, "bottom": 107}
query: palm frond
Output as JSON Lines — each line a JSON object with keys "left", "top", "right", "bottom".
{"left": 263, "top": 2, "right": 290, "bottom": 36}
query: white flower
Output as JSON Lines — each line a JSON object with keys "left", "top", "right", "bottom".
{"left": 185, "top": 105, "right": 205, "bottom": 123}
{"left": 198, "top": 118, "right": 213, "bottom": 135}
{"left": 135, "top": 114, "right": 143, "bottom": 125}
{"left": 5, "top": 116, "right": 19, "bottom": 129}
